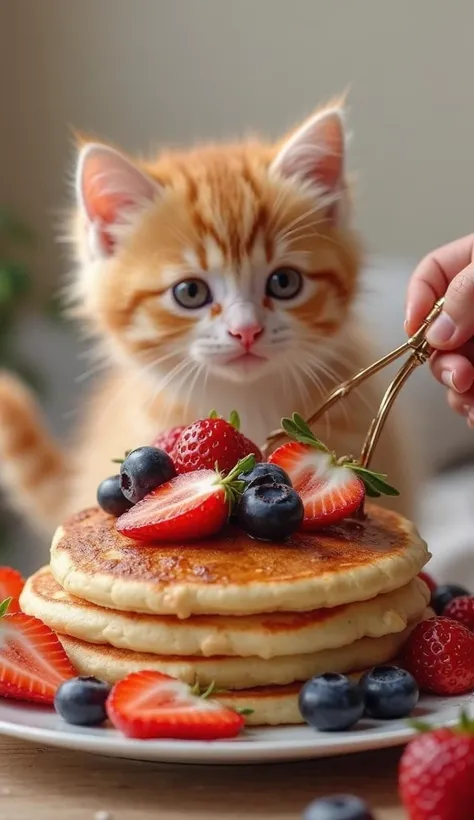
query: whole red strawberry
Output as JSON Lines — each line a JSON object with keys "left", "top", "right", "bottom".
{"left": 152, "top": 425, "right": 185, "bottom": 456}
{"left": 399, "top": 714, "right": 474, "bottom": 820}
{"left": 173, "top": 410, "right": 261, "bottom": 474}
{"left": 444, "top": 596, "right": 474, "bottom": 632}
{"left": 399, "top": 617, "right": 474, "bottom": 695}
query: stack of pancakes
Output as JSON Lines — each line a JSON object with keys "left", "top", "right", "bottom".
{"left": 20, "top": 505, "right": 431, "bottom": 725}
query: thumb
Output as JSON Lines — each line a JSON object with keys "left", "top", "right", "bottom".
{"left": 426, "top": 263, "right": 474, "bottom": 349}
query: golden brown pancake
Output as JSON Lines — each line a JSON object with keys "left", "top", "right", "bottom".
{"left": 50, "top": 505, "right": 429, "bottom": 617}
{"left": 57, "top": 618, "right": 424, "bottom": 690}
{"left": 21, "top": 566, "right": 430, "bottom": 658}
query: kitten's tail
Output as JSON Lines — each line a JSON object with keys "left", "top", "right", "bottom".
{"left": 0, "top": 372, "right": 70, "bottom": 534}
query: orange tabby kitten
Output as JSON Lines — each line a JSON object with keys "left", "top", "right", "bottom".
{"left": 0, "top": 104, "right": 417, "bottom": 534}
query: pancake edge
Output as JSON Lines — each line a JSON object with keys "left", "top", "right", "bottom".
{"left": 50, "top": 517, "right": 431, "bottom": 617}
{"left": 21, "top": 568, "right": 431, "bottom": 659}
{"left": 57, "top": 614, "right": 427, "bottom": 690}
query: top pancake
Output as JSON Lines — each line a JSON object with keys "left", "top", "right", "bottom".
{"left": 49, "top": 505, "right": 429, "bottom": 617}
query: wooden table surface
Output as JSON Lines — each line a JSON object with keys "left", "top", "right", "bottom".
{"left": 0, "top": 737, "right": 406, "bottom": 819}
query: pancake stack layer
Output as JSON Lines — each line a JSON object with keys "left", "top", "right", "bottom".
{"left": 20, "top": 505, "right": 431, "bottom": 725}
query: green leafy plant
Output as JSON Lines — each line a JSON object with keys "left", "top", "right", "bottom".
{"left": 0, "top": 207, "right": 39, "bottom": 551}
{"left": 0, "top": 206, "right": 41, "bottom": 389}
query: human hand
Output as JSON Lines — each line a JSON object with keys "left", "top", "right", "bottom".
{"left": 406, "top": 234, "right": 474, "bottom": 425}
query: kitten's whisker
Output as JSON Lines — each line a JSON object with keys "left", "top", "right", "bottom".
{"left": 149, "top": 357, "right": 195, "bottom": 424}
{"left": 276, "top": 218, "right": 328, "bottom": 246}
{"left": 278, "top": 202, "right": 327, "bottom": 236}
{"left": 295, "top": 357, "right": 332, "bottom": 440}
{"left": 267, "top": 187, "right": 295, "bottom": 233}
{"left": 103, "top": 348, "right": 187, "bottom": 424}
{"left": 183, "top": 363, "right": 204, "bottom": 422}
{"left": 76, "top": 358, "right": 111, "bottom": 383}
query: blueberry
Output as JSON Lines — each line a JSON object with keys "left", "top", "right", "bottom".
{"left": 303, "top": 795, "right": 374, "bottom": 820}
{"left": 431, "top": 583, "right": 470, "bottom": 615}
{"left": 298, "top": 673, "right": 364, "bottom": 731}
{"left": 120, "top": 446, "right": 176, "bottom": 504}
{"left": 359, "top": 665, "right": 418, "bottom": 720}
{"left": 54, "top": 676, "right": 111, "bottom": 726}
{"left": 97, "top": 475, "right": 133, "bottom": 517}
{"left": 238, "top": 462, "right": 292, "bottom": 490}
{"left": 236, "top": 483, "right": 303, "bottom": 540}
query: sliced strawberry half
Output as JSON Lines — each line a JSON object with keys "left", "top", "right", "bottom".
{"left": 0, "top": 605, "right": 77, "bottom": 704}
{"left": 268, "top": 413, "right": 399, "bottom": 529}
{"left": 269, "top": 442, "right": 364, "bottom": 528}
{"left": 0, "top": 567, "right": 25, "bottom": 614}
{"left": 107, "top": 670, "right": 245, "bottom": 740}
{"left": 116, "top": 454, "right": 255, "bottom": 542}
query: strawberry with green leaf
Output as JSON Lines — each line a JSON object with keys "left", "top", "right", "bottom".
{"left": 268, "top": 413, "right": 399, "bottom": 529}
{"left": 173, "top": 409, "right": 262, "bottom": 474}
{"left": 116, "top": 454, "right": 256, "bottom": 542}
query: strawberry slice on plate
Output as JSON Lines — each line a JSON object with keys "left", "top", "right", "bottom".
{"left": 0, "top": 600, "right": 76, "bottom": 704}
{"left": 0, "top": 567, "right": 25, "bottom": 614}
{"left": 116, "top": 454, "right": 255, "bottom": 542}
{"left": 268, "top": 414, "right": 398, "bottom": 529}
{"left": 107, "top": 670, "right": 245, "bottom": 740}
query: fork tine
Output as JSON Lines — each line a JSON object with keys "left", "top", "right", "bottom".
{"left": 261, "top": 297, "right": 445, "bottom": 461}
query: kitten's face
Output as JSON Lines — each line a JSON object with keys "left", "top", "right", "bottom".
{"left": 73, "top": 106, "right": 360, "bottom": 394}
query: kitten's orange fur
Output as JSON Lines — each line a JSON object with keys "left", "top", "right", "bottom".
{"left": 0, "top": 104, "right": 418, "bottom": 533}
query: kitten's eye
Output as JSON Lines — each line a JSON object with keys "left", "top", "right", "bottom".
{"left": 266, "top": 267, "right": 303, "bottom": 300}
{"left": 172, "top": 278, "right": 212, "bottom": 309}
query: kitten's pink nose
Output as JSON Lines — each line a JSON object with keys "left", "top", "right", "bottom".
{"left": 228, "top": 324, "right": 264, "bottom": 351}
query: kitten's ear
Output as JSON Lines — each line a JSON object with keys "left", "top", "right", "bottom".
{"left": 76, "top": 143, "right": 160, "bottom": 259}
{"left": 271, "top": 107, "right": 346, "bottom": 208}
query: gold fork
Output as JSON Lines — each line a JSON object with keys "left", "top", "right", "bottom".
{"left": 261, "top": 297, "right": 445, "bottom": 472}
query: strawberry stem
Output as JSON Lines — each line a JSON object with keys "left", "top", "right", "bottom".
{"left": 190, "top": 678, "right": 254, "bottom": 717}
{"left": 280, "top": 412, "right": 399, "bottom": 500}
{"left": 215, "top": 454, "right": 257, "bottom": 513}
{"left": 111, "top": 449, "right": 132, "bottom": 465}
{"left": 0, "top": 598, "right": 12, "bottom": 618}
{"left": 281, "top": 413, "right": 330, "bottom": 453}
{"left": 208, "top": 408, "right": 241, "bottom": 430}
{"left": 409, "top": 709, "right": 474, "bottom": 735}
{"left": 228, "top": 410, "right": 241, "bottom": 431}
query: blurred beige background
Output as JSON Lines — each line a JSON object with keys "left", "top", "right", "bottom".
{"left": 2, "top": 0, "right": 474, "bottom": 295}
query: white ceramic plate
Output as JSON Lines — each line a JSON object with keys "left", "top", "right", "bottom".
{"left": 0, "top": 692, "right": 470, "bottom": 765}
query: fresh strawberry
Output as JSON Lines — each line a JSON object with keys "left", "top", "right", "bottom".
{"left": 107, "top": 670, "right": 245, "bottom": 740}
{"left": 399, "top": 616, "right": 474, "bottom": 695}
{"left": 444, "top": 596, "right": 474, "bottom": 632}
{"left": 268, "top": 414, "right": 398, "bottom": 529}
{"left": 239, "top": 434, "right": 262, "bottom": 464}
{"left": 0, "top": 567, "right": 24, "bottom": 614}
{"left": 173, "top": 410, "right": 261, "bottom": 474}
{"left": 419, "top": 570, "right": 437, "bottom": 596}
{"left": 116, "top": 454, "right": 255, "bottom": 542}
{"left": 269, "top": 441, "right": 364, "bottom": 528}
{"left": 399, "top": 712, "right": 474, "bottom": 820}
{"left": 0, "top": 600, "right": 76, "bottom": 704}
{"left": 151, "top": 425, "right": 185, "bottom": 456}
